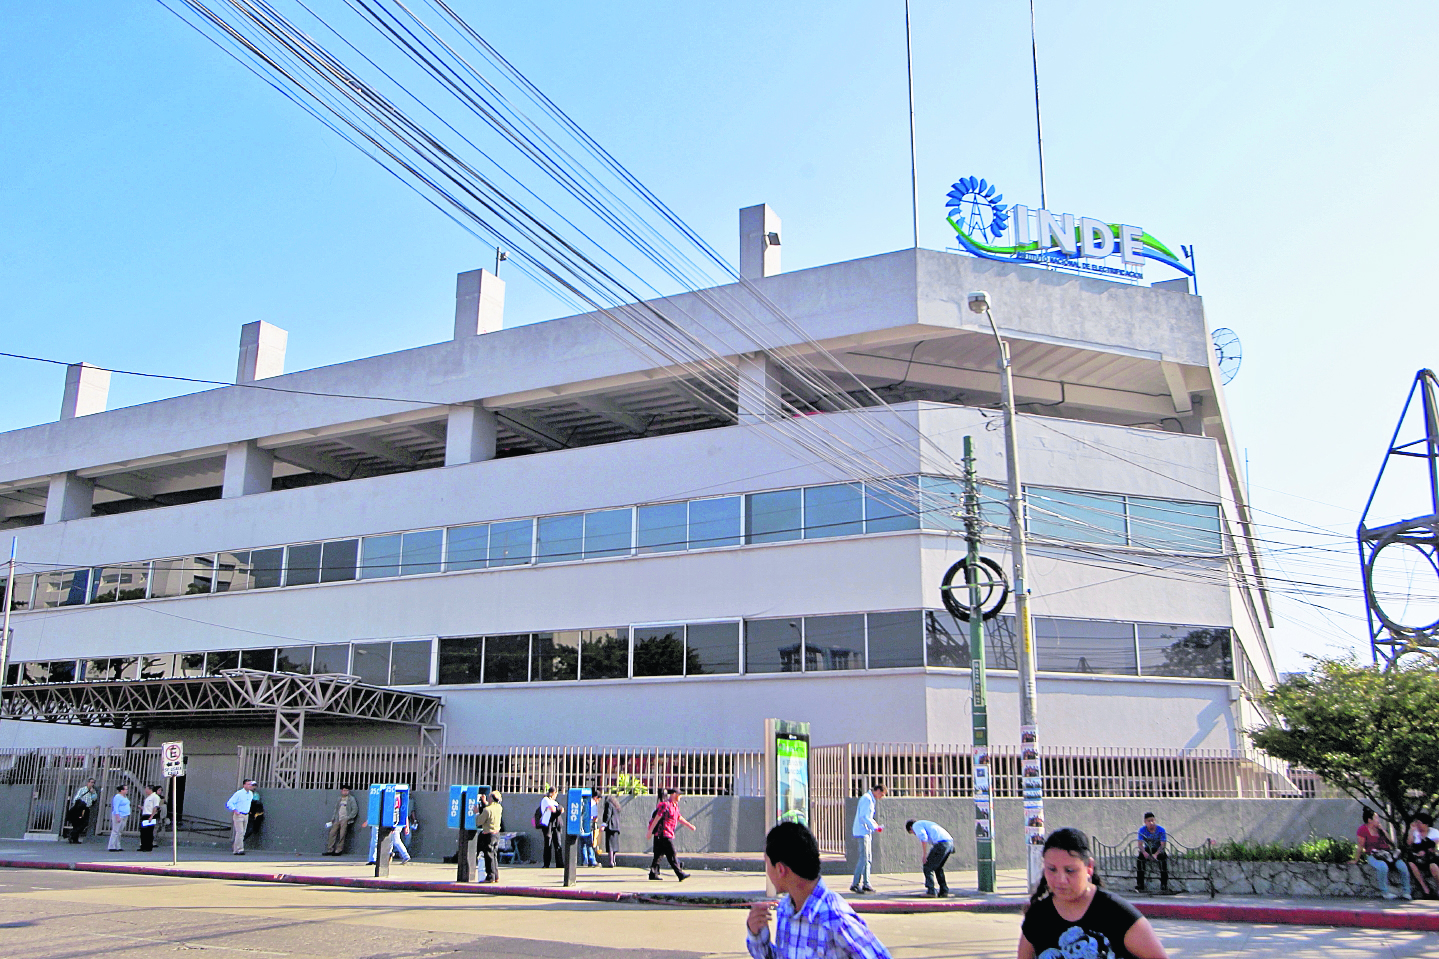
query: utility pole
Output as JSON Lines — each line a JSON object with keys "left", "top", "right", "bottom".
{"left": 0, "top": 538, "right": 15, "bottom": 700}
{"left": 962, "top": 436, "right": 995, "bottom": 892}
{"left": 968, "top": 291, "right": 1045, "bottom": 890}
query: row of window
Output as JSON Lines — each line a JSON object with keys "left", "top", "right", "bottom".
{"left": 6, "top": 612, "right": 1233, "bottom": 688}
{"left": 2, "top": 478, "right": 1223, "bottom": 613}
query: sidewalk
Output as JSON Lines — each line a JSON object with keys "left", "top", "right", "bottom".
{"left": 2, "top": 839, "right": 1436, "bottom": 932}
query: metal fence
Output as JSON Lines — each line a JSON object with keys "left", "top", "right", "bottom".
{"left": 0, "top": 746, "right": 164, "bottom": 836}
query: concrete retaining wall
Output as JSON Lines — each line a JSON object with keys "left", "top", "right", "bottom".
{"left": 1098, "top": 860, "right": 1398, "bottom": 899}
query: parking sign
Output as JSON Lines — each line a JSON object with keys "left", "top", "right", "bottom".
{"left": 162, "top": 741, "right": 184, "bottom": 778}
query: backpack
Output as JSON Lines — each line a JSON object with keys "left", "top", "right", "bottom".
{"left": 533, "top": 802, "right": 544, "bottom": 829}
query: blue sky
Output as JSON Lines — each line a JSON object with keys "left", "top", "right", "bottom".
{"left": 1, "top": 2, "right": 1435, "bottom": 671}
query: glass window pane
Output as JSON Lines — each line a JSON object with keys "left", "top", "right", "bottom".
{"left": 321, "top": 539, "right": 359, "bottom": 583}
{"left": 1027, "top": 488, "right": 1127, "bottom": 545}
{"left": 36, "top": 570, "right": 91, "bottom": 608}
{"left": 48, "top": 660, "right": 77, "bottom": 683}
{"left": 633, "top": 625, "right": 684, "bottom": 677}
{"left": 361, "top": 534, "right": 402, "bottom": 579}
{"left": 745, "top": 618, "right": 802, "bottom": 673}
{"left": 389, "top": 640, "right": 432, "bottom": 685}
{"left": 175, "top": 654, "right": 204, "bottom": 678}
{"left": 6, "top": 573, "right": 35, "bottom": 610}
{"left": 91, "top": 565, "right": 147, "bottom": 603}
{"left": 312, "top": 644, "right": 350, "bottom": 675}
{"left": 685, "top": 622, "right": 740, "bottom": 675}
{"left": 87, "top": 657, "right": 139, "bottom": 681}
{"left": 536, "top": 514, "right": 584, "bottom": 564}
{"left": 980, "top": 484, "right": 1011, "bottom": 535}
{"left": 1035, "top": 618, "right": 1137, "bottom": 675}
{"left": 150, "top": 556, "right": 215, "bottom": 598}
{"left": 983, "top": 615, "right": 1019, "bottom": 669}
{"left": 139, "top": 655, "right": 174, "bottom": 680}
{"left": 240, "top": 648, "right": 276, "bottom": 671}
{"left": 21, "top": 662, "right": 49, "bottom": 683}
{"left": 746, "top": 490, "right": 801, "bottom": 545}
{"left": 483, "top": 635, "right": 529, "bottom": 683}
{"left": 437, "top": 637, "right": 483, "bottom": 685}
{"left": 489, "top": 519, "right": 534, "bottom": 567}
{"left": 580, "top": 628, "right": 628, "bottom": 680}
{"left": 803, "top": 614, "right": 865, "bottom": 670}
{"left": 214, "top": 552, "right": 252, "bottom": 592}
{"left": 637, "top": 502, "right": 687, "bottom": 554}
{"left": 1127, "top": 498, "right": 1222, "bottom": 553}
{"left": 864, "top": 477, "right": 920, "bottom": 532}
{"left": 867, "top": 611, "right": 924, "bottom": 669}
{"left": 251, "top": 548, "right": 284, "bottom": 589}
{"left": 1138, "top": 625, "right": 1232, "bottom": 679}
{"left": 925, "top": 611, "right": 971, "bottom": 669}
{"left": 532, "top": 631, "right": 580, "bottom": 681}
{"left": 276, "top": 646, "right": 313, "bottom": 674}
{"left": 285, "top": 543, "right": 322, "bottom": 587}
{"left": 584, "top": 509, "right": 632, "bottom": 559}
{"left": 804, "top": 484, "right": 863, "bottom": 539}
{"left": 689, "top": 497, "right": 740, "bottom": 549}
{"left": 351, "top": 642, "right": 392, "bottom": 685}
{"left": 205, "top": 650, "right": 240, "bottom": 675}
{"left": 445, "top": 524, "right": 489, "bottom": 571}
{"left": 401, "top": 530, "right": 443, "bottom": 576}
{"left": 918, "top": 475, "right": 965, "bottom": 532}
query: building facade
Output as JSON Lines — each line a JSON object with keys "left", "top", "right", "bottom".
{"left": 0, "top": 235, "right": 1276, "bottom": 754}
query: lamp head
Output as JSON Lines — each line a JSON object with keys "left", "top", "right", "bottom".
{"left": 967, "top": 291, "right": 991, "bottom": 314}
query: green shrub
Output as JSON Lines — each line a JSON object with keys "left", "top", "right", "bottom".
{"left": 1209, "top": 837, "right": 1356, "bottom": 864}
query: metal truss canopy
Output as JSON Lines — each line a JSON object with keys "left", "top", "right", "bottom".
{"left": 0, "top": 670, "right": 442, "bottom": 730}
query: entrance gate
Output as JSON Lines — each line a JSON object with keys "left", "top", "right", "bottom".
{"left": 20, "top": 748, "right": 163, "bottom": 838}
{"left": 810, "top": 744, "right": 850, "bottom": 856}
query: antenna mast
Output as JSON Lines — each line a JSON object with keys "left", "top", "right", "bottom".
{"left": 1029, "top": 0, "right": 1047, "bottom": 209}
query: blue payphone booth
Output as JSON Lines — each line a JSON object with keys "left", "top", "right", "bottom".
{"left": 367, "top": 783, "right": 410, "bottom": 877}
{"left": 447, "top": 783, "right": 490, "bottom": 882}
{"left": 562, "top": 787, "right": 592, "bottom": 887}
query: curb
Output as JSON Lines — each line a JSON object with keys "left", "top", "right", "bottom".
{"left": 1, "top": 860, "right": 1436, "bottom": 931}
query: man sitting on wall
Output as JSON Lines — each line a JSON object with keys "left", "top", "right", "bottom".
{"left": 1135, "top": 812, "right": 1170, "bottom": 893}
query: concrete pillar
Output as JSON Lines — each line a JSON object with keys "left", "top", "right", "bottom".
{"left": 60, "top": 363, "right": 111, "bottom": 419}
{"left": 454, "top": 269, "right": 506, "bottom": 338}
{"left": 236, "top": 321, "right": 288, "bottom": 384}
{"left": 222, "top": 441, "right": 274, "bottom": 498}
{"left": 739, "top": 204, "right": 781, "bottom": 280}
{"left": 737, "top": 353, "right": 783, "bottom": 424}
{"left": 445, "top": 404, "right": 498, "bottom": 466}
{"left": 44, "top": 472, "right": 94, "bottom": 524}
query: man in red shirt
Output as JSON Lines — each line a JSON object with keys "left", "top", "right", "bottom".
{"left": 647, "top": 788, "right": 696, "bottom": 881}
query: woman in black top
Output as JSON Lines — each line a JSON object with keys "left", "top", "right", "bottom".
{"left": 1019, "top": 829, "right": 1168, "bottom": 959}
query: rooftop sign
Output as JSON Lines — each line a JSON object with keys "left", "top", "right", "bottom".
{"left": 946, "top": 176, "right": 1193, "bottom": 281}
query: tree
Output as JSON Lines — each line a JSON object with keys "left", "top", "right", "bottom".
{"left": 1251, "top": 657, "right": 1439, "bottom": 841}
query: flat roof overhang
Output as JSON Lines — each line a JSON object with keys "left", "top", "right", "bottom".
{"left": 0, "top": 669, "right": 442, "bottom": 729}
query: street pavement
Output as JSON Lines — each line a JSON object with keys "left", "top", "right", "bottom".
{"left": 0, "top": 840, "right": 1435, "bottom": 958}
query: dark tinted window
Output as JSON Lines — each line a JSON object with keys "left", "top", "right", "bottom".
{"left": 320, "top": 539, "right": 359, "bottom": 582}
{"left": 389, "top": 640, "right": 432, "bottom": 685}
{"left": 206, "top": 650, "right": 241, "bottom": 674}
{"left": 532, "top": 632, "right": 580, "bottom": 681}
{"left": 312, "top": 644, "right": 350, "bottom": 674}
{"left": 866, "top": 611, "right": 923, "bottom": 669}
{"left": 1035, "top": 618, "right": 1136, "bottom": 675}
{"left": 1137, "top": 625, "right": 1232, "bottom": 679}
{"left": 484, "top": 635, "right": 529, "bottom": 683}
{"left": 804, "top": 614, "right": 865, "bottom": 670}
{"left": 803, "top": 484, "right": 862, "bottom": 539}
{"left": 276, "top": 646, "right": 313, "bottom": 674}
{"left": 352, "top": 642, "right": 391, "bottom": 685}
{"left": 633, "top": 626, "right": 684, "bottom": 677}
{"left": 580, "top": 629, "right": 628, "bottom": 680}
{"left": 251, "top": 548, "right": 284, "bottom": 589}
{"left": 437, "top": 637, "right": 483, "bottom": 684}
{"left": 240, "top": 648, "right": 276, "bottom": 671}
{"left": 746, "top": 490, "right": 801, "bottom": 544}
{"left": 746, "top": 618, "right": 802, "bottom": 673}
{"left": 285, "top": 543, "right": 322, "bottom": 587}
{"left": 686, "top": 622, "right": 740, "bottom": 675}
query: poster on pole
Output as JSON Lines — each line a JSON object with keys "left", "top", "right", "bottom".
{"left": 1021, "top": 723, "right": 1045, "bottom": 845}
{"left": 768, "top": 720, "right": 810, "bottom": 826}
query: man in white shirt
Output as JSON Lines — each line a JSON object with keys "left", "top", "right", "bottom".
{"left": 108, "top": 785, "right": 130, "bottom": 852}
{"left": 67, "top": 778, "right": 99, "bottom": 843}
{"left": 139, "top": 785, "right": 163, "bottom": 852}
{"left": 226, "top": 780, "right": 257, "bottom": 855}
{"left": 849, "top": 782, "right": 886, "bottom": 894}
{"left": 905, "top": 819, "right": 954, "bottom": 897}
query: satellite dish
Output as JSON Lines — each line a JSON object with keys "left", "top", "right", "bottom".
{"left": 1211, "top": 328, "right": 1242, "bottom": 384}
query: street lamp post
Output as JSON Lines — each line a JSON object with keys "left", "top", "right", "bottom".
{"left": 967, "top": 292, "right": 1045, "bottom": 891}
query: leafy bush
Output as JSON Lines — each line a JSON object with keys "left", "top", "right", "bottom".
{"left": 1209, "top": 837, "right": 1356, "bottom": 864}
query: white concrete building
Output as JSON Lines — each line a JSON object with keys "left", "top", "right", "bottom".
{"left": 0, "top": 221, "right": 1276, "bottom": 754}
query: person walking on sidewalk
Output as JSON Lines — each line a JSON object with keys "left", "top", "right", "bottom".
{"left": 1019, "top": 828, "right": 1169, "bottom": 959}
{"left": 477, "top": 790, "right": 503, "bottom": 883}
{"left": 647, "top": 788, "right": 694, "bottom": 881}
{"left": 226, "top": 779, "right": 257, "bottom": 855}
{"left": 905, "top": 819, "right": 954, "bottom": 897}
{"left": 139, "top": 785, "right": 162, "bottom": 852}
{"left": 324, "top": 786, "right": 359, "bottom": 855}
{"left": 67, "top": 779, "right": 99, "bottom": 843}
{"left": 107, "top": 785, "right": 130, "bottom": 852}
{"left": 849, "top": 782, "right": 885, "bottom": 894}
{"left": 746, "top": 821, "right": 892, "bottom": 959}
{"left": 600, "top": 785, "right": 622, "bottom": 868}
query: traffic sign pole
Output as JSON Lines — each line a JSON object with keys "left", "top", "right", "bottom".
{"left": 161, "top": 741, "right": 184, "bottom": 865}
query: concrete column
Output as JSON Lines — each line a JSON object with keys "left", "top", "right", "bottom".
{"left": 44, "top": 472, "right": 94, "bottom": 524}
{"left": 454, "top": 269, "right": 506, "bottom": 338}
{"left": 739, "top": 204, "right": 781, "bottom": 280}
{"left": 60, "top": 363, "right": 111, "bottom": 419}
{"left": 222, "top": 441, "right": 274, "bottom": 498}
{"left": 737, "top": 353, "right": 783, "bottom": 424}
{"left": 445, "top": 404, "right": 498, "bottom": 466}
{"left": 236, "top": 321, "right": 288, "bottom": 384}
